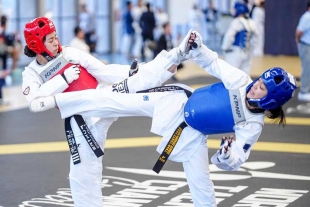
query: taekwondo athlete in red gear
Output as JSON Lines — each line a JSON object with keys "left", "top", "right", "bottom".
{"left": 222, "top": 2, "right": 258, "bottom": 75}
{"left": 22, "top": 17, "right": 188, "bottom": 207}
{"left": 29, "top": 30, "right": 297, "bottom": 207}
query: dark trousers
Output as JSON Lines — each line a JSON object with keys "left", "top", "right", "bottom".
{"left": 0, "top": 54, "right": 8, "bottom": 99}
{"left": 141, "top": 32, "right": 154, "bottom": 61}
{"left": 0, "top": 79, "right": 4, "bottom": 99}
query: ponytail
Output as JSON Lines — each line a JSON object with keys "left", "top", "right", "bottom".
{"left": 265, "top": 107, "right": 286, "bottom": 127}
{"left": 24, "top": 45, "right": 36, "bottom": 57}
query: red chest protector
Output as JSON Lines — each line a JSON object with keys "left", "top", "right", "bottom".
{"left": 57, "top": 63, "right": 98, "bottom": 92}
{"left": 37, "top": 53, "right": 98, "bottom": 92}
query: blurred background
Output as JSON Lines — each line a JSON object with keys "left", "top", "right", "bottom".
{"left": 1, "top": 1, "right": 310, "bottom": 206}
{"left": 0, "top": 0, "right": 309, "bottom": 109}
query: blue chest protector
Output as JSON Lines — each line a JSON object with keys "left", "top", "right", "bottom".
{"left": 233, "top": 29, "right": 248, "bottom": 48}
{"left": 184, "top": 82, "right": 245, "bottom": 135}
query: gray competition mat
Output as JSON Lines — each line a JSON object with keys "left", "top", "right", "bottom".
{"left": 1, "top": 76, "right": 309, "bottom": 207}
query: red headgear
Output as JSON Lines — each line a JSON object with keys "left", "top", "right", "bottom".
{"left": 24, "top": 17, "right": 62, "bottom": 60}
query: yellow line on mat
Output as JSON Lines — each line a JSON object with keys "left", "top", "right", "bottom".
{"left": 0, "top": 137, "right": 309, "bottom": 155}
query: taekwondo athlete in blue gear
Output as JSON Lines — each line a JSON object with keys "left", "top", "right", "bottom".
{"left": 29, "top": 30, "right": 297, "bottom": 207}
{"left": 184, "top": 67, "right": 297, "bottom": 136}
{"left": 222, "top": 2, "right": 258, "bottom": 75}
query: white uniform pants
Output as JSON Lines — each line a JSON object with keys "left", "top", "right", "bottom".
{"left": 183, "top": 140, "right": 216, "bottom": 207}
{"left": 69, "top": 115, "right": 114, "bottom": 207}
{"left": 62, "top": 50, "right": 175, "bottom": 206}
{"left": 56, "top": 90, "right": 216, "bottom": 207}
{"left": 69, "top": 118, "right": 104, "bottom": 207}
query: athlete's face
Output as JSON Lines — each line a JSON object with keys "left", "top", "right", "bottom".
{"left": 246, "top": 78, "right": 268, "bottom": 99}
{"left": 44, "top": 31, "right": 59, "bottom": 56}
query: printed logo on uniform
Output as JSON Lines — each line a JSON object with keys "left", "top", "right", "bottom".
{"left": 184, "top": 111, "right": 189, "bottom": 117}
{"left": 112, "top": 79, "right": 129, "bottom": 93}
{"left": 38, "top": 56, "right": 68, "bottom": 82}
{"left": 233, "top": 95, "right": 241, "bottom": 118}
{"left": 143, "top": 95, "right": 149, "bottom": 101}
{"left": 243, "top": 143, "right": 251, "bottom": 153}
{"left": 264, "top": 71, "right": 271, "bottom": 79}
{"left": 23, "top": 86, "right": 30, "bottom": 95}
{"left": 44, "top": 62, "right": 62, "bottom": 79}
{"left": 49, "top": 21, "right": 54, "bottom": 28}
{"left": 191, "top": 109, "right": 195, "bottom": 117}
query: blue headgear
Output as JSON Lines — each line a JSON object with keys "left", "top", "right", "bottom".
{"left": 234, "top": 2, "right": 249, "bottom": 17}
{"left": 246, "top": 67, "right": 297, "bottom": 110}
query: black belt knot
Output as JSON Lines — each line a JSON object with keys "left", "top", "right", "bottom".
{"left": 64, "top": 115, "right": 104, "bottom": 165}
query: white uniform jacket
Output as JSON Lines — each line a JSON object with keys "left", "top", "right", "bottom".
{"left": 152, "top": 47, "right": 264, "bottom": 171}
{"left": 22, "top": 46, "right": 131, "bottom": 131}
{"left": 22, "top": 46, "right": 130, "bottom": 102}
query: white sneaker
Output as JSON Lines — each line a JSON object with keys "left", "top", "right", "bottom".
{"left": 30, "top": 96, "right": 56, "bottom": 112}
{"left": 298, "top": 92, "right": 310, "bottom": 102}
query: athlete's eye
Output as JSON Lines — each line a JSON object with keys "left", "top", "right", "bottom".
{"left": 260, "top": 83, "right": 266, "bottom": 90}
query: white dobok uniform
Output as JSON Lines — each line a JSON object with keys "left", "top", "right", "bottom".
{"left": 51, "top": 46, "right": 265, "bottom": 207}
{"left": 22, "top": 46, "right": 175, "bottom": 207}
{"left": 222, "top": 16, "right": 258, "bottom": 75}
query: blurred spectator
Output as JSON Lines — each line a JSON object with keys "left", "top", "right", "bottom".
{"left": 154, "top": 22, "right": 183, "bottom": 81}
{"left": 132, "top": 0, "right": 145, "bottom": 33}
{"left": 154, "top": 22, "right": 173, "bottom": 57}
{"left": 250, "top": 0, "right": 265, "bottom": 57}
{"left": 295, "top": 1, "right": 310, "bottom": 102}
{"left": 88, "top": 30, "right": 98, "bottom": 54}
{"left": 231, "top": 0, "right": 250, "bottom": 15}
{"left": 0, "top": 15, "right": 22, "bottom": 105}
{"left": 131, "top": 0, "right": 146, "bottom": 57}
{"left": 154, "top": 7, "right": 169, "bottom": 40}
{"left": 139, "top": 2, "right": 156, "bottom": 61}
{"left": 204, "top": 1, "right": 218, "bottom": 24}
{"left": 79, "top": 4, "right": 96, "bottom": 53}
{"left": 203, "top": 1, "right": 219, "bottom": 44}
{"left": 123, "top": 1, "right": 136, "bottom": 60}
{"left": 0, "top": 68, "right": 10, "bottom": 105}
{"left": 221, "top": 2, "right": 258, "bottom": 75}
{"left": 188, "top": 4, "right": 203, "bottom": 33}
{"left": 0, "top": 15, "right": 20, "bottom": 72}
{"left": 69, "top": 26, "right": 90, "bottom": 53}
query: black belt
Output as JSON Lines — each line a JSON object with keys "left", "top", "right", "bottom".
{"left": 137, "top": 84, "right": 193, "bottom": 174}
{"left": 153, "top": 121, "right": 188, "bottom": 174}
{"left": 64, "top": 115, "right": 104, "bottom": 165}
{"left": 137, "top": 85, "right": 193, "bottom": 98}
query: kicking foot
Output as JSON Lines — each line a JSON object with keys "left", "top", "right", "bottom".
{"left": 30, "top": 96, "right": 56, "bottom": 112}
